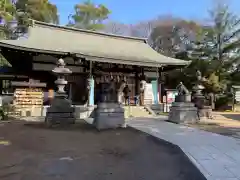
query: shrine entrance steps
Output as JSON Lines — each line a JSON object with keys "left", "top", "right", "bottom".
{"left": 124, "top": 106, "right": 154, "bottom": 119}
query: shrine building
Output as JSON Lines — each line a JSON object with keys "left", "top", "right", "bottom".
{"left": 0, "top": 20, "right": 189, "bottom": 116}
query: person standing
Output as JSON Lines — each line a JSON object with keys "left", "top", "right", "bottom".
{"left": 116, "top": 76, "right": 126, "bottom": 104}
{"left": 123, "top": 84, "right": 131, "bottom": 105}
{"left": 139, "top": 77, "right": 146, "bottom": 106}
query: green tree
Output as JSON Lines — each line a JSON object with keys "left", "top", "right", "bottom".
{"left": 189, "top": 3, "right": 240, "bottom": 93}
{"left": 68, "top": 0, "right": 111, "bottom": 31}
{"left": 0, "top": 0, "right": 16, "bottom": 66}
{"left": 0, "top": 0, "right": 16, "bottom": 22}
{"left": 15, "top": 0, "right": 59, "bottom": 24}
{"left": 0, "top": 0, "right": 16, "bottom": 38}
{"left": 163, "top": 2, "right": 239, "bottom": 92}
{"left": 0, "top": 0, "right": 59, "bottom": 66}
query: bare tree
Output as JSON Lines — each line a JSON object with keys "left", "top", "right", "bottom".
{"left": 150, "top": 18, "right": 200, "bottom": 57}
{"left": 103, "top": 21, "right": 130, "bottom": 35}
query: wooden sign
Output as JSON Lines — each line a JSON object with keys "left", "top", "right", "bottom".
{"left": 235, "top": 91, "right": 240, "bottom": 102}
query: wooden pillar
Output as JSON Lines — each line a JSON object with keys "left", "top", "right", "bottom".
{"left": 0, "top": 80, "right": 2, "bottom": 95}
{"left": 140, "top": 67, "right": 145, "bottom": 106}
{"left": 135, "top": 70, "right": 140, "bottom": 96}
{"left": 155, "top": 67, "right": 159, "bottom": 104}
{"left": 141, "top": 67, "right": 144, "bottom": 77}
{"left": 158, "top": 67, "right": 162, "bottom": 103}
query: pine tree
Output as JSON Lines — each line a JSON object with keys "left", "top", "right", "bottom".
{"left": 68, "top": 0, "right": 110, "bottom": 31}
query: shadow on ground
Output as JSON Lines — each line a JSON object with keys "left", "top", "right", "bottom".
{"left": 0, "top": 121, "right": 206, "bottom": 180}
{"left": 220, "top": 113, "right": 240, "bottom": 121}
{"left": 24, "top": 120, "right": 98, "bottom": 133}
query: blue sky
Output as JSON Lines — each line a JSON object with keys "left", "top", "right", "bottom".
{"left": 50, "top": 0, "right": 240, "bottom": 25}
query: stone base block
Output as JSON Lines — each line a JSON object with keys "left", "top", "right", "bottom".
{"left": 168, "top": 102, "right": 198, "bottom": 124}
{"left": 93, "top": 103, "right": 125, "bottom": 130}
{"left": 175, "top": 95, "right": 191, "bottom": 102}
{"left": 45, "top": 96, "right": 75, "bottom": 127}
{"left": 199, "top": 106, "right": 213, "bottom": 119}
{"left": 150, "top": 104, "right": 164, "bottom": 114}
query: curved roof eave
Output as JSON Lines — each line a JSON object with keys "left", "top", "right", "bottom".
{"left": 0, "top": 21, "right": 190, "bottom": 67}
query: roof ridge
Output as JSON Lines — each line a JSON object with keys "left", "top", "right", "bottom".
{"left": 31, "top": 20, "right": 147, "bottom": 42}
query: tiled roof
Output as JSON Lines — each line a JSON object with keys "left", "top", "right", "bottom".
{"left": 0, "top": 20, "right": 190, "bottom": 67}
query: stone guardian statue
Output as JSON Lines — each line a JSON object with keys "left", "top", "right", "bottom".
{"left": 175, "top": 82, "right": 191, "bottom": 102}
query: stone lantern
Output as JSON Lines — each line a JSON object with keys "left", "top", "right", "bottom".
{"left": 45, "top": 58, "right": 75, "bottom": 127}
{"left": 52, "top": 58, "right": 71, "bottom": 94}
{"left": 192, "top": 70, "right": 212, "bottom": 120}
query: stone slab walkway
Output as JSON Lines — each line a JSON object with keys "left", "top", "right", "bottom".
{"left": 127, "top": 117, "right": 240, "bottom": 180}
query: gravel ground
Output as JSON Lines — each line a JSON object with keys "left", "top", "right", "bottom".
{"left": 0, "top": 121, "right": 206, "bottom": 180}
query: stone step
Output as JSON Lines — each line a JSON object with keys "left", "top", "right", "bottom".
{"left": 124, "top": 106, "right": 153, "bottom": 118}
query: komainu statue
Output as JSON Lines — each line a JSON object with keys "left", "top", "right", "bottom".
{"left": 175, "top": 82, "right": 191, "bottom": 102}
{"left": 176, "top": 82, "right": 189, "bottom": 95}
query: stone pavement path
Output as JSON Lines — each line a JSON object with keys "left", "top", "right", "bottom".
{"left": 127, "top": 117, "right": 240, "bottom": 180}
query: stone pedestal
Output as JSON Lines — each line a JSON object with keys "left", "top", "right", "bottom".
{"left": 168, "top": 102, "right": 198, "bottom": 124}
{"left": 93, "top": 103, "right": 124, "bottom": 130}
{"left": 150, "top": 104, "right": 164, "bottom": 114}
{"left": 175, "top": 94, "right": 191, "bottom": 102}
{"left": 199, "top": 106, "right": 213, "bottom": 120}
{"left": 45, "top": 95, "right": 75, "bottom": 127}
{"left": 193, "top": 92, "right": 212, "bottom": 120}
{"left": 192, "top": 94, "right": 205, "bottom": 109}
